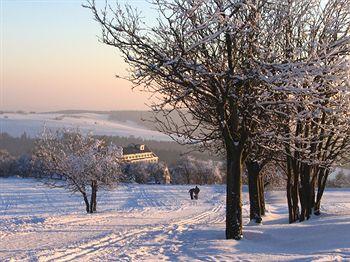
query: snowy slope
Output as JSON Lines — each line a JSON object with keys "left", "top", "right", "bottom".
{"left": 1, "top": 178, "right": 350, "bottom": 261}
{"left": 0, "top": 112, "right": 170, "bottom": 141}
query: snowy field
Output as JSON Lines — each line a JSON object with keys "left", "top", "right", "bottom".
{"left": 0, "top": 178, "right": 350, "bottom": 261}
{"left": 0, "top": 112, "right": 170, "bottom": 141}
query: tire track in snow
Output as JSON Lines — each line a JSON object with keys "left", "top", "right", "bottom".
{"left": 36, "top": 200, "right": 225, "bottom": 261}
{"left": 95, "top": 203, "right": 225, "bottom": 261}
{"left": 32, "top": 186, "right": 226, "bottom": 261}
{"left": 38, "top": 230, "right": 141, "bottom": 262}
{"left": 118, "top": 203, "right": 225, "bottom": 260}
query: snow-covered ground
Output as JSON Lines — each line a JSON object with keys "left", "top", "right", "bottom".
{"left": 1, "top": 178, "right": 349, "bottom": 261}
{"left": 0, "top": 112, "right": 170, "bottom": 141}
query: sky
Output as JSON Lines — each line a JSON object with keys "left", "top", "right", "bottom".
{"left": 1, "top": 0, "right": 154, "bottom": 112}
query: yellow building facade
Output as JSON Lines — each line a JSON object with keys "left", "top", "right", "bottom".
{"left": 121, "top": 144, "right": 159, "bottom": 164}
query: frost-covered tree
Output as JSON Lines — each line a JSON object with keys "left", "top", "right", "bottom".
{"left": 170, "top": 156, "right": 198, "bottom": 184}
{"left": 146, "top": 161, "right": 171, "bottom": 184}
{"left": 122, "top": 161, "right": 169, "bottom": 184}
{"left": 85, "top": 0, "right": 349, "bottom": 238}
{"left": 122, "top": 162, "right": 148, "bottom": 183}
{"left": 34, "top": 129, "right": 122, "bottom": 213}
{"left": 170, "top": 156, "right": 224, "bottom": 185}
{"left": 196, "top": 159, "right": 224, "bottom": 184}
{"left": 257, "top": 0, "right": 350, "bottom": 222}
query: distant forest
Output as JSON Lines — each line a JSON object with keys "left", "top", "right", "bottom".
{"left": 0, "top": 131, "right": 219, "bottom": 164}
{"left": 0, "top": 133, "right": 35, "bottom": 156}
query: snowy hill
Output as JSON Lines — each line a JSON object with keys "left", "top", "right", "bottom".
{"left": 1, "top": 178, "right": 350, "bottom": 261}
{"left": 0, "top": 112, "right": 170, "bottom": 141}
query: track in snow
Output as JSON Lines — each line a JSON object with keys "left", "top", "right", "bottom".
{"left": 36, "top": 187, "right": 226, "bottom": 261}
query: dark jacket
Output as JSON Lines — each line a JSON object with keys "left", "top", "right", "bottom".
{"left": 194, "top": 186, "right": 200, "bottom": 195}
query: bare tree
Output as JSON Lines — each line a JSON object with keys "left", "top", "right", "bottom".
{"left": 34, "top": 129, "right": 122, "bottom": 213}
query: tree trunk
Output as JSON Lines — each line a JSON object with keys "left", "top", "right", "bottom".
{"left": 226, "top": 145, "right": 243, "bottom": 240}
{"left": 299, "top": 164, "right": 312, "bottom": 221}
{"left": 292, "top": 167, "right": 300, "bottom": 221}
{"left": 286, "top": 171, "right": 293, "bottom": 223}
{"left": 299, "top": 166, "right": 306, "bottom": 221}
{"left": 310, "top": 173, "right": 317, "bottom": 213}
{"left": 286, "top": 156, "right": 300, "bottom": 223}
{"left": 82, "top": 192, "right": 90, "bottom": 213}
{"left": 286, "top": 156, "right": 295, "bottom": 223}
{"left": 314, "top": 168, "right": 329, "bottom": 215}
{"left": 93, "top": 183, "right": 97, "bottom": 212}
{"left": 259, "top": 175, "right": 265, "bottom": 216}
{"left": 90, "top": 181, "right": 97, "bottom": 213}
{"left": 246, "top": 160, "right": 262, "bottom": 223}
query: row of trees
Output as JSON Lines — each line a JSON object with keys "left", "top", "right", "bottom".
{"left": 1, "top": 143, "right": 286, "bottom": 187}
{"left": 1, "top": 146, "right": 226, "bottom": 185}
{"left": 86, "top": 0, "right": 350, "bottom": 239}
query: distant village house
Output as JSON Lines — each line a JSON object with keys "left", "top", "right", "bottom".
{"left": 121, "top": 144, "right": 170, "bottom": 184}
{"left": 121, "top": 144, "right": 159, "bottom": 164}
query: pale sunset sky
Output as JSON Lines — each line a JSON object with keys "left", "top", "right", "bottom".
{"left": 1, "top": 0, "right": 153, "bottom": 112}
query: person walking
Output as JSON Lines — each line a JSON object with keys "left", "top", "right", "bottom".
{"left": 189, "top": 188, "right": 195, "bottom": 200}
{"left": 194, "top": 186, "right": 200, "bottom": 200}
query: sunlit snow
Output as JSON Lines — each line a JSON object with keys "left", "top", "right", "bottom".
{"left": 1, "top": 178, "right": 349, "bottom": 261}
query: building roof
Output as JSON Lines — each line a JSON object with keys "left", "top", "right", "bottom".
{"left": 122, "top": 144, "right": 153, "bottom": 155}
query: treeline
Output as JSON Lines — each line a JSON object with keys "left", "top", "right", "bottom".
{"left": 0, "top": 146, "right": 225, "bottom": 185}
{"left": 1, "top": 135, "right": 348, "bottom": 189}
{"left": 0, "top": 133, "right": 35, "bottom": 156}
{"left": 0, "top": 150, "right": 34, "bottom": 178}
{"left": 0, "top": 145, "right": 289, "bottom": 189}
{"left": 0, "top": 132, "right": 215, "bottom": 165}
{"left": 1, "top": 129, "right": 226, "bottom": 213}
{"left": 0, "top": 131, "right": 223, "bottom": 185}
